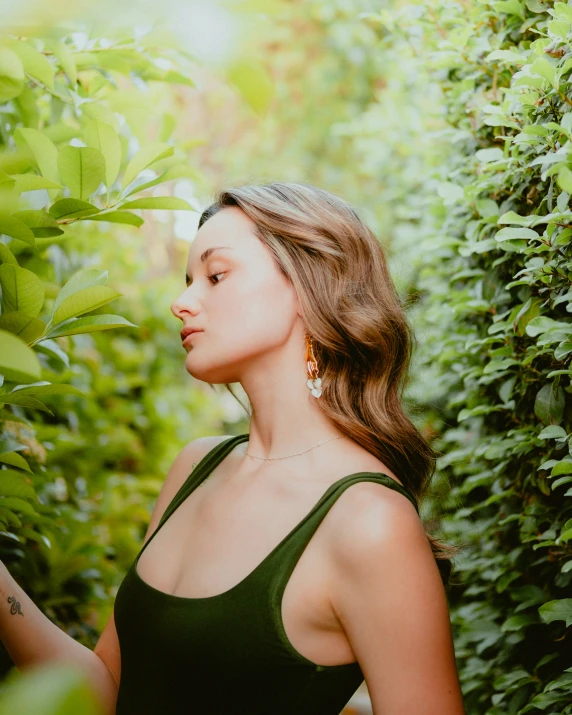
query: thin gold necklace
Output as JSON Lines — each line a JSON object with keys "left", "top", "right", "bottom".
{"left": 245, "top": 435, "right": 343, "bottom": 461}
{"left": 196, "top": 435, "right": 344, "bottom": 487}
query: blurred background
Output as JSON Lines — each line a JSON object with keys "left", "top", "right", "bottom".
{"left": 1, "top": 0, "right": 571, "bottom": 713}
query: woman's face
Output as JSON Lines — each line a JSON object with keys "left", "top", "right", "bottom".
{"left": 170, "top": 206, "right": 302, "bottom": 384}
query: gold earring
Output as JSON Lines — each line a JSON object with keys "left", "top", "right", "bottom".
{"left": 305, "top": 333, "right": 322, "bottom": 398}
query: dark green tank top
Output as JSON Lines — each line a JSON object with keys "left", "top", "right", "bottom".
{"left": 113, "top": 433, "right": 419, "bottom": 715}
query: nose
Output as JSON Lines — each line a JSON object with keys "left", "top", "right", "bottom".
{"left": 170, "top": 287, "right": 201, "bottom": 321}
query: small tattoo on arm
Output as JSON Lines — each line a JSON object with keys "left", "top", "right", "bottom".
{"left": 7, "top": 595, "right": 23, "bottom": 616}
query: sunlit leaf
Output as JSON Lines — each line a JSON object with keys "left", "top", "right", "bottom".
{"left": 0, "top": 264, "right": 44, "bottom": 317}
{"left": 122, "top": 141, "right": 175, "bottom": 190}
{"left": 45, "top": 314, "right": 137, "bottom": 339}
{"left": 57, "top": 145, "right": 106, "bottom": 200}
{"left": 119, "top": 196, "right": 193, "bottom": 211}
{"left": 52, "top": 285, "right": 122, "bottom": 325}
{"left": 0, "top": 329, "right": 42, "bottom": 383}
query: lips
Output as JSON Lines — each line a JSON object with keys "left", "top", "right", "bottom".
{"left": 180, "top": 326, "right": 203, "bottom": 343}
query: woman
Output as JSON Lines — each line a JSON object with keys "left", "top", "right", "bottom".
{"left": 0, "top": 182, "right": 465, "bottom": 714}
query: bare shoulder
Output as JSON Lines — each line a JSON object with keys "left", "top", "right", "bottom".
{"left": 156, "top": 434, "right": 232, "bottom": 501}
{"left": 325, "top": 482, "right": 465, "bottom": 714}
{"left": 327, "top": 479, "right": 423, "bottom": 558}
{"left": 176, "top": 434, "right": 234, "bottom": 471}
{"left": 147, "top": 434, "right": 233, "bottom": 518}
{"left": 325, "top": 478, "right": 430, "bottom": 617}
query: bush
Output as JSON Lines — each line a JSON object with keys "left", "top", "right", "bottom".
{"left": 342, "top": 0, "right": 572, "bottom": 711}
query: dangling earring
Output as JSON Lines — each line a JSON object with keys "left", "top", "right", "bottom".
{"left": 305, "top": 333, "right": 322, "bottom": 398}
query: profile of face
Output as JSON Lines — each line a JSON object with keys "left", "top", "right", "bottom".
{"left": 170, "top": 207, "right": 303, "bottom": 385}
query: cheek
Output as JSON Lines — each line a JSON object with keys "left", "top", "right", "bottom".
{"left": 214, "top": 273, "right": 297, "bottom": 345}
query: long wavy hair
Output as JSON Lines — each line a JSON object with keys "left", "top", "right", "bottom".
{"left": 198, "top": 181, "right": 459, "bottom": 588}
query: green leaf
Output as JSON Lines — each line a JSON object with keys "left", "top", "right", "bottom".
{"left": 46, "top": 39, "right": 77, "bottom": 86}
{"left": 547, "top": 19, "right": 572, "bottom": 38}
{"left": 14, "top": 84, "right": 39, "bottom": 131}
{"left": 0, "top": 170, "right": 16, "bottom": 191}
{"left": 0, "top": 496, "right": 38, "bottom": 517}
{"left": 0, "top": 47, "right": 25, "bottom": 103}
{"left": 498, "top": 211, "right": 537, "bottom": 226}
{"left": 475, "top": 148, "right": 504, "bottom": 162}
{"left": 0, "top": 215, "right": 36, "bottom": 246}
{"left": 123, "top": 162, "right": 200, "bottom": 198}
{"left": 139, "top": 66, "right": 195, "bottom": 87}
{"left": 13, "top": 128, "right": 60, "bottom": 185}
{"left": 11, "top": 174, "right": 64, "bottom": 192}
{"left": 83, "top": 118, "right": 121, "bottom": 188}
{"left": 552, "top": 2, "right": 572, "bottom": 23}
{"left": 0, "top": 264, "right": 44, "bottom": 317}
{"left": 483, "top": 358, "right": 519, "bottom": 374}
{"left": 12, "top": 210, "right": 63, "bottom": 237}
{"left": 534, "top": 383, "right": 565, "bottom": 425}
{"left": 552, "top": 476, "right": 572, "bottom": 489}
{"left": 122, "top": 141, "right": 175, "bottom": 190}
{"left": 34, "top": 234, "right": 73, "bottom": 250}
{"left": 0, "top": 468, "right": 37, "bottom": 499}
{"left": 81, "top": 102, "right": 119, "bottom": 132}
{"left": 57, "top": 145, "right": 106, "bottom": 200}
{"left": 515, "top": 296, "right": 542, "bottom": 337}
{"left": 538, "top": 425, "right": 567, "bottom": 439}
{"left": 51, "top": 268, "right": 108, "bottom": 317}
{"left": 45, "top": 314, "right": 137, "bottom": 339}
{"left": 495, "top": 227, "right": 538, "bottom": 241}
{"left": 52, "top": 285, "right": 122, "bottom": 325}
{"left": 119, "top": 196, "right": 194, "bottom": 211}
{"left": 0, "top": 243, "right": 18, "bottom": 265}
{"left": 538, "top": 599, "right": 572, "bottom": 627}
{"left": 493, "top": 0, "right": 525, "bottom": 17}
{"left": 226, "top": 57, "right": 275, "bottom": 115}
{"left": 10, "top": 382, "right": 86, "bottom": 397}
{"left": 529, "top": 57, "right": 557, "bottom": 87}
{"left": 48, "top": 199, "right": 100, "bottom": 220}
{"left": 485, "top": 50, "right": 527, "bottom": 64}
{"left": 0, "top": 329, "right": 42, "bottom": 383}
{"left": 0, "top": 452, "right": 31, "bottom": 472}
{"left": 34, "top": 338, "right": 69, "bottom": 367}
{"left": 557, "top": 166, "right": 572, "bottom": 194}
{"left": 157, "top": 112, "right": 176, "bottom": 142}
{"left": 87, "top": 211, "right": 143, "bottom": 227}
{"left": 550, "top": 460, "right": 572, "bottom": 476}
{"left": 0, "top": 169, "right": 16, "bottom": 191}
{"left": 0, "top": 661, "right": 103, "bottom": 715}
{"left": 8, "top": 40, "right": 55, "bottom": 90}
{"left": 0, "top": 311, "right": 45, "bottom": 343}
{"left": 501, "top": 614, "right": 538, "bottom": 631}
{"left": 0, "top": 393, "right": 53, "bottom": 414}
{"left": 526, "top": 316, "right": 571, "bottom": 336}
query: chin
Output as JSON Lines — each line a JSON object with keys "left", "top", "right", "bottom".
{"left": 184, "top": 354, "right": 233, "bottom": 385}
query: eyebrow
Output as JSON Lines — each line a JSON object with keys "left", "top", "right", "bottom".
{"left": 185, "top": 246, "right": 234, "bottom": 284}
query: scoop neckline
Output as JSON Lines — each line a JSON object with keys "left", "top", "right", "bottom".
{"left": 131, "top": 432, "right": 415, "bottom": 604}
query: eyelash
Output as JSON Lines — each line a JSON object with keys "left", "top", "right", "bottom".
{"left": 206, "top": 271, "right": 225, "bottom": 285}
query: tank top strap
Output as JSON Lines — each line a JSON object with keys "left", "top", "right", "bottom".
{"left": 156, "top": 433, "right": 249, "bottom": 532}
{"left": 265, "top": 472, "right": 419, "bottom": 601}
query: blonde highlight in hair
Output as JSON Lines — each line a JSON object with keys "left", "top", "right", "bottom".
{"left": 199, "top": 181, "right": 458, "bottom": 587}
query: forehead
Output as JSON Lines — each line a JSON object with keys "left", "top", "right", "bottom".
{"left": 187, "top": 207, "right": 258, "bottom": 264}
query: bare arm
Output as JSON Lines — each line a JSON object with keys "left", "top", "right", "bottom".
{"left": 0, "top": 559, "right": 118, "bottom": 714}
{"left": 329, "top": 483, "right": 466, "bottom": 715}
{"left": 0, "top": 435, "right": 231, "bottom": 715}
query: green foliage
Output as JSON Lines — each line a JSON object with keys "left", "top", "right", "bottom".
{"left": 338, "top": 0, "right": 572, "bottom": 711}
{"left": 0, "top": 27, "right": 198, "bottom": 544}
{"left": 0, "top": 661, "right": 104, "bottom": 715}
{"left": 0, "top": 24, "right": 237, "bottom": 685}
